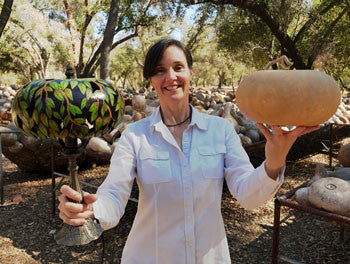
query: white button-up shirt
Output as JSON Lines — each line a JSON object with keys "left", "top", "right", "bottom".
{"left": 93, "top": 105, "right": 283, "bottom": 264}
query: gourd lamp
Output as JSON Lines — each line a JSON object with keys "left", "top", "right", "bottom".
{"left": 11, "top": 66, "right": 125, "bottom": 246}
{"left": 236, "top": 70, "right": 341, "bottom": 126}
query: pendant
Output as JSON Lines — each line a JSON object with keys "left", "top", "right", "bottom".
{"left": 169, "top": 126, "right": 174, "bottom": 133}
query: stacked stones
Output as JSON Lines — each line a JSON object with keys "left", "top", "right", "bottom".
{"left": 0, "top": 85, "right": 18, "bottom": 125}
{"left": 1, "top": 85, "right": 350, "bottom": 172}
{"left": 327, "top": 99, "right": 350, "bottom": 125}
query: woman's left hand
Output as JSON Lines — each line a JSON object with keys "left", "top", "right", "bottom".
{"left": 256, "top": 123, "right": 319, "bottom": 179}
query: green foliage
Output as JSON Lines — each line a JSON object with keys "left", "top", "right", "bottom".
{"left": 216, "top": 8, "right": 273, "bottom": 69}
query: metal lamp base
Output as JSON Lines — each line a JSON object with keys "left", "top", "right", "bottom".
{"left": 54, "top": 218, "right": 103, "bottom": 246}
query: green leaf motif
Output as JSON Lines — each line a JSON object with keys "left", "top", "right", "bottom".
{"left": 60, "top": 105, "right": 65, "bottom": 116}
{"left": 84, "top": 81, "right": 92, "bottom": 89}
{"left": 102, "top": 116, "right": 111, "bottom": 126}
{"left": 48, "top": 128, "right": 57, "bottom": 139}
{"left": 103, "top": 93, "right": 109, "bottom": 103}
{"left": 98, "top": 80, "right": 109, "bottom": 86}
{"left": 22, "top": 89, "right": 29, "bottom": 100}
{"left": 91, "top": 110, "right": 98, "bottom": 122}
{"left": 29, "top": 86, "right": 39, "bottom": 101}
{"left": 118, "top": 109, "right": 122, "bottom": 121}
{"left": 60, "top": 80, "right": 69, "bottom": 90}
{"left": 110, "top": 95, "right": 115, "bottom": 106}
{"left": 20, "top": 101, "right": 28, "bottom": 110}
{"left": 23, "top": 124, "right": 32, "bottom": 136}
{"left": 54, "top": 91, "right": 65, "bottom": 101}
{"left": 119, "top": 97, "right": 125, "bottom": 109}
{"left": 28, "top": 118, "right": 34, "bottom": 129}
{"left": 101, "top": 104, "right": 108, "bottom": 116}
{"left": 49, "top": 120, "right": 60, "bottom": 132}
{"left": 73, "top": 118, "right": 86, "bottom": 124}
{"left": 65, "top": 89, "right": 73, "bottom": 100}
{"left": 23, "top": 110, "right": 29, "bottom": 119}
{"left": 35, "top": 100, "right": 43, "bottom": 112}
{"left": 46, "top": 107, "right": 52, "bottom": 119}
{"left": 69, "top": 104, "right": 82, "bottom": 116}
{"left": 46, "top": 97, "right": 55, "bottom": 108}
{"left": 53, "top": 112, "right": 62, "bottom": 120}
{"left": 29, "top": 130, "right": 38, "bottom": 138}
{"left": 78, "top": 83, "right": 86, "bottom": 95}
{"left": 34, "top": 89, "right": 42, "bottom": 99}
{"left": 38, "top": 123, "right": 48, "bottom": 136}
{"left": 33, "top": 109, "right": 39, "bottom": 124}
{"left": 50, "top": 81, "right": 61, "bottom": 90}
{"left": 70, "top": 80, "right": 78, "bottom": 89}
{"left": 80, "top": 126, "right": 89, "bottom": 135}
{"left": 86, "top": 89, "right": 92, "bottom": 99}
{"left": 40, "top": 113, "right": 49, "bottom": 127}
{"left": 37, "top": 130, "right": 46, "bottom": 139}
{"left": 59, "top": 129, "right": 69, "bottom": 138}
{"left": 81, "top": 98, "right": 87, "bottom": 109}
{"left": 89, "top": 102, "right": 97, "bottom": 112}
{"left": 95, "top": 117, "right": 103, "bottom": 132}
{"left": 63, "top": 115, "right": 70, "bottom": 127}
{"left": 106, "top": 87, "right": 116, "bottom": 95}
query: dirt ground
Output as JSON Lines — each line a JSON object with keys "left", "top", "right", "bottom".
{"left": 1, "top": 126, "right": 350, "bottom": 264}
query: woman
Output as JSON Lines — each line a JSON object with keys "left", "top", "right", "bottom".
{"left": 58, "top": 38, "right": 318, "bottom": 263}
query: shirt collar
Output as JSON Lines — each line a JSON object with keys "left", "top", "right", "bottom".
{"left": 149, "top": 104, "right": 208, "bottom": 133}
{"left": 189, "top": 105, "right": 207, "bottom": 130}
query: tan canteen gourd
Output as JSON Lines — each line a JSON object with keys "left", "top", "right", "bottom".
{"left": 236, "top": 70, "right": 341, "bottom": 126}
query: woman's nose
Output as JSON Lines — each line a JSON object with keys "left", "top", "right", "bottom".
{"left": 165, "top": 68, "right": 177, "bottom": 81}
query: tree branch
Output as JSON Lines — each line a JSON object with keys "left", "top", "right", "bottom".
{"left": 293, "top": 0, "right": 344, "bottom": 44}
{"left": 0, "top": 0, "right": 14, "bottom": 38}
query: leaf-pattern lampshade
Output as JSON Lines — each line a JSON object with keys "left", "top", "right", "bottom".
{"left": 11, "top": 79, "right": 125, "bottom": 139}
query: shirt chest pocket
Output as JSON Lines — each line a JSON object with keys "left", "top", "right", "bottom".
{"left": 138, "top": 149, "right": 172, "bottom": 184}
{"left": 197, "top": 145, "right": 226, "bottom": 179}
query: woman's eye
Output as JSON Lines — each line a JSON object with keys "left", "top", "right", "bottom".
{"left": 155, "top": 68, "right": 164, "bottom": 74}
{"left": 175, "top": 65, "right": 184, "bottom": 71}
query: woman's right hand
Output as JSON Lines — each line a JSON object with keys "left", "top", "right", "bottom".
{"left": 58, "top": 185, "right": 98, "bottom": 226}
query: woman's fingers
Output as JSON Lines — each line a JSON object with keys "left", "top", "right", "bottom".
{"left": 58, "top": 202, "right": 94, "bottom": 219}
{"left": 58, "top": 195, "right": 85, "bottom": 213}
{"left": 59, "top": 211, "right": 87, "bottom": 226}
{"left": 83, "top": 193, "right": 98, "bottom": 205}
{"left": 58, "top": 185, "right": 96, "bottom": 225}
{"left": 60, "top": 185, "right": 82, "bottom": 202}
{"left": 256, "top": 123, "right": 272, "bottom": 139}
{"left": 257, "top": 123, "right": 320, "bottom": 139}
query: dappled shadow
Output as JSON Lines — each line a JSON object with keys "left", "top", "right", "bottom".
{"left": 231, "top": 209, "right": 350, "bottom": 264}
{"left": 0, "top": 178, "right": 138, "bottom": 263}
{"left": 287, "top": 124, "right": 350, "bottom": 162}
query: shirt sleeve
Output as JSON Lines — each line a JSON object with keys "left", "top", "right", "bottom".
{"left": 93, "top": 128, "right": 137, "bottom": 230}
{"left": 223, "top": 121, "right": 284, "bottom": 210}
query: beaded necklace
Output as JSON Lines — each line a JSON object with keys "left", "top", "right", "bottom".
{"left": 160, "top": 106, "right": 192, "bottom": 132}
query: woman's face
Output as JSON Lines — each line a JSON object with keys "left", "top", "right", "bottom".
{"left": 150, "top": 45, "right": 192, "bottom": 107}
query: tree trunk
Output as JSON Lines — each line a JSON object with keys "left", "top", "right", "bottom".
{"left": 100, "top": 0, "right": 120, "bottom": 80}
{"left": 0, "top": 0, "right": 13, "bottom": 39}
{"left": 217, "top": 70, "right": 225, "bottom": 90}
